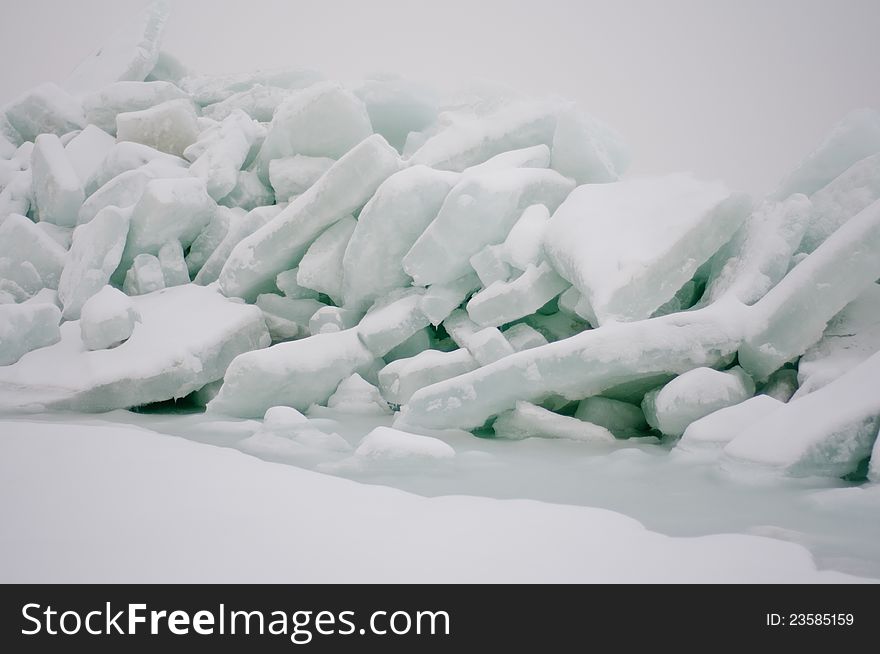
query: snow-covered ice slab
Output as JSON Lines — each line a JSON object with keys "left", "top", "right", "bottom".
{"left": 701, "top": 194, "right": 812, "bottom": 306}
{"left": 0, "top": 285, "right": 268, "bottom": 412}
{"left": 208, "top": 328, "right": 377, "bottom": 418}
{"left": 83, "top": 81, "right": 189, "bottom": 135}
{"left": 801, "top": 153, "right": 880, "bottom": 253}
{"left": 219, "top": 134, "right": 401, "bottom": 300}
{"left": 773, "top": 108, "right": 880, "bottom": 200}
{"left": 545, "top": 174, "right": 751, "bottom": 325}
{"left": 402, "top": 299, "right": 748, "bottom": 430}
{"left": 256, "top": 82, "right": 373, "bottom": 180}
{"left": 466, "top": 261, "right": 570, "bottom": 327}
{"left": 493, "top": 400, "right": 615, "bottom": 443}
{"left": 739, "top": 198, "right": 880, "bottom": 381}
{"left": 357, "top": 288, "right": 430, "bottom": 357}
{"left": 342, "top": 165, "right": 458, "bottom": 312}
{"left": 58, "top": 205, "right": 131, "bottom": 319}
{"left": 0, "top": 213, "right": 67, "bottom": 291}
{"left": 793, "top": 284, "right": 880, "bottom": 398}
{"left": 31, "top": 134, "right": 84, "bottom": 227}
{"left": 63, "top": 0, "right": 169, "bottom": 95}
{"left": 0, "top": 303, "right": 61, "bottom": 365}
{"left": 408, "top": 100, "right": 557, "bottom": 171}
{"left": 378, "top": 348, "right": 478, "bottom": 406}
{"left": 641, "top": 366, "right": 755, "bottom": 437}
{"left": 0, "top": 419, "right": 867, "bottom": 582}
{"left": 724, "top": 351, "right": 880, "bottom": 477}
{"left": 678, "top": 394, "right": 783, "bottom": 451}
{"left": 403, "top": 168, "right": 574, "bottom": 286}
{"left": 116, "top": 98, "right": 200, "bottom": 157}
{"left": 2, "top": 83, "right": 85, "bottom": 142}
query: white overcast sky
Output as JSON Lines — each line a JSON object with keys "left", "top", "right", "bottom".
{"left": 1, "top": 0, "right": 878, "bottom": 195}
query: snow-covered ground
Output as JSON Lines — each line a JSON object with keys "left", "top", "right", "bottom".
{"left": 0, "top": 412, "right": 876, "bottom": 583}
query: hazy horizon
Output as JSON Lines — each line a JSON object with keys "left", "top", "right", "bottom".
{"left": 1, "top": 0, "right": 878, "bottom": 195}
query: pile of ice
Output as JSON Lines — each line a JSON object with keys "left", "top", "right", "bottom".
{"left": 2, "top": 1, "right": 880, "bottom": 481}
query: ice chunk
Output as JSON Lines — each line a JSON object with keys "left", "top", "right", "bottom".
{"left": 122, "top": 254, "right": 165, "bottom": 296}
{"left": 219, "top": 134, "right": 401, "bottom": 300}
{"left": 180, "top": 68, "right": 324, "bottom": 106}
{"left": 403, "top": 299, "right": 748, "bottom": 430}
{"left": 63, "top": 125, "right": 116, "bottom": 185}
{"left": 255, "top": 294, "right": 325, "bottom": 341}
{"left": 357, "top": 289, "right": 430, "bottom": 357}
{"left": 343, "top": 166, "right": 459, "bottom": 311}
{"left": 641, "top": 366, "right": 755, "bottom": 437}
{"left": 467, "top": 261, "right": 570, "bottom": 327}
{"left": 493, "top": 401, "right": 615, "bottom": 443}
{"left": 545, "top": 174, "right": 750, "bottom": 325}
{"left": 83, "top": 80, "right": 188, "bottom": 135}
{"left": 442, "top": 309, "right": 514, "bottom": 366}
{"left": 268, "top": 155, "right": 335, "bottom": 200}
{"left": 117, "top": 177, "right": 215, "bottom": 276}
{"left": 84, "top": 140, "right": 186, "bottom": 196}
{"left": 550, "top": 105, "right": 630, "bottom": 183}
{"left": 79, "top": 286, "right": 139, "bottom": 351}
{"left": 193, "top": 206, "right": 278, "bottom": 286}
{"left": 145, "top": 50, "right": 189, "bottom": 84}
{"left": 0, "top": 285, "right": 269, "bottom": 411}
{"left": 469, "top": 244, "right": 512, "bottom": 287}
{"left": 378, "top": 348, "right": 478, "bottom": 405}
{"left": 0, "top": 259, "right": 42, "bottom": 302}
{"left": 157, "top": 241, "right": 189, "bottom": 287}
{"left": 203, "top": 84, "right": 291, "bottom": 123}
{"left": 518, "top": 310, "right": 589, "bottom": 343}
{"left": 739, "top": 198, "right": 880, "bottom": 381}
{"left": 419, "top": 272, "right": 481, "bottom": 326}
{"left": 275, "top": 267, "right": 319, "bottom": 300}
{"left": 80, "top": 165, "right": 176, "bottom": 227}
{"left": 309, "top": 306, "right": 362, "bottom": 335}
{"left": 500, "top": 203, "right": 550, "bottom": 270}
{"left": 502, "top": 323, "right": 548, "bottom": 352}
{"left": 801, "top": 153, "right": 880, "bottom": 253}
{"left": 116, "top": 98, "right": 200, "bottom": 157}
{"left": 219, "top": 170, "right": 274, "bottom": 211}
{"left": 263, "top": 405, "right": 309, "bottom": 431}
{"left": 354, "top": 426, "right": 454, "bottom": 463}
{"left": 724, "top": 351, "right": 880, "bottom": 477}
{"left": 64, "top": 0, "right": 169, "bottom": 95}
{"left": 185, "top": 207, "right": 232, "bottom": 277}
{"left": 794, "top": 284, "right": 880, "bottom": 398}
{"left": 354, "top": 77, "right": 438, "bottom": 152}
{"left": 773, "top": 108, "right": 880, "bottom": 200}
{"left": 404, "top": 168, "right": 575, "bottom": 286}
{"left": 0, "top": 170, "right": 33, "bottom": 222}
{"left": 0, "top": 303, "right": 61, "bottom": 365}
{"left": 701, "top": 195, "right": 812, "bottom": 305}
{"left": 323, "top": 373, "right": 391, "bottom": 415}
{"left": 574, "top": 396, "right": 647, "bottom": 438}
{"left": 678, "top": 395, "right": 783, "bottom": 451}
{"left": 256, "top": 82, "right": 373, "bottom": 181}
{"left": 31, "top": 134, "right": 84, "bottom": 227}
{"left": 462, "top": 144, "right": 551, "bottom": 176}
{"left": 296, "top": 216, "right": 357, "bottom": 304}
{"left": 408, "top": 100, "right": 556, "bottom": 171}
{"left": 3, "top": 83, "right": 85, "bottom": 142}
{"left": 185, "top": 110, "right": 264, "bottom": 201}
{"left": 58, "top": 205, "right": 131, "bottom": 319}
{"left": 0, "top": 213, "right": 67, "bottom": 290}
{"left": 208, "top": 327, "right": 376, "bottom": 417}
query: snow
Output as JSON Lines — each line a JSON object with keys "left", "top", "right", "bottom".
{"left": 545, "top": 174, "right": 751, "bottom": 324}
{"left": 0, "top": 284, "right": 269, "bottom": 412}
{"left": 1, "top": 419, "right": 870, "bottom": 583}
{"left": 353, "top": 426, "right": 454, "bottom": 462}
